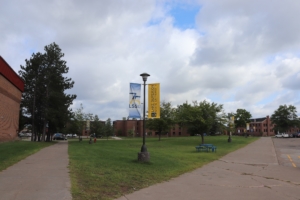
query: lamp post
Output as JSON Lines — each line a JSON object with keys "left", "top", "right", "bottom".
{"left": 138, "top": 72, "right": 150, "bottom": 162}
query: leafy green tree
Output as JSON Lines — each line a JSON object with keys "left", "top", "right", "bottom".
{"left": 146, "top": 101, "right": 175, "bottom": 141}
{"left": 234, "top": 109, "right": 252, "bottom": 129}
{"left": 271, "top": 105, "right": 300, "bottom": 133}
{"left": 71, "top": 104, "right": 90, "bottom": 141}
{"left": 90, "top": 115, "right": 104, "bottom": 138}
{"left": 127, "top": 129, "right": 134, "bottom": 137}
{"left": 19, "top": 43, "right": 76, "bottom": 142}
{"left": 209, "top": 111, "right": 228, "bottom": 135}
{"left": 175, "top": 100, "right": 224, "bottom": 144}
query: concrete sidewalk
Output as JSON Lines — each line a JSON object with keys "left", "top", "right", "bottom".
{"left": 116, "top": 138, "right": 300, "bottom": 200}
{"left": 0, "top": 141, "right": 71, "bottom": 200}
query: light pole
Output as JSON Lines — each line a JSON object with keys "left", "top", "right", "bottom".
{"left": 138, "top": 72, "right": 150, "bottom": 162}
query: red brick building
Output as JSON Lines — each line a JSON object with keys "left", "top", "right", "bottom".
{"left": 235, "top": 115, "right": 300, "bottom": 136}
{"left": 0, "top": 56, "right": 24, "bottom": 142}
{"left": 235, "top": 116, "right": 274, "bottom": 136}
{"left": 113, "top": 119, "right": 189, "bottom": 137}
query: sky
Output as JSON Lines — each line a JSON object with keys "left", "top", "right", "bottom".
{"left": 1, "top": 0, "right": 300, "bottom": 121}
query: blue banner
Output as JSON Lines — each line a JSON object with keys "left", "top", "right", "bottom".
{"left": 129, "top": 83, "right": 141, "bottom": 118}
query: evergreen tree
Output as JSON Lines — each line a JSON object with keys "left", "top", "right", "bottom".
{"left": 19, "top": 43, "right": 76, "bottom": 142}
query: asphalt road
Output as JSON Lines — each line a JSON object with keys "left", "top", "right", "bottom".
{"left": 272, "top": 137, "right": 300, "bottom": 168}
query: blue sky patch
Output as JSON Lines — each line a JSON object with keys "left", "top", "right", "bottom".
{"left": 169, "top": 4, "right": 201, "bottom": 30}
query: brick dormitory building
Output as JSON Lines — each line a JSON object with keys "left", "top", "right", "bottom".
{"left": 113, "top": 119, "right": 189, "bottom": 137}
{"left": 0, "top": 56, "right": 24, "bottom": 142}
{"left": 114, "top": 116, "right": 300, "bottom": 137}
{"left": 235, "top": 115, "right": 299, "bottom": 136}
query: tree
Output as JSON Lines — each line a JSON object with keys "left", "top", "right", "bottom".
{"left": 71, "top": 104, "right": 89, "bottom": 141}
{"left": 234, "top": 109, "right": 252, "bottom": 129}
{"left": 19, "top": 52, "right": 45, "bottom": 141}
{"left": 90, "top": 115, "right": 104, "bottom": 138}
{"left": 271, "top": 105, "right": 300, "bottom": 133}
{"left": 175, "top": 100, "right": 224, "bottom": 144}
{"left": 209, "top": 111, "right": 228, "bottom": 135}
{"left": 127, "top": 129, "right": 134, "bottom": 137}
{"left": 19, "top": 43, "right": 76, "bottom": 142}
{"left": 103, "top": 118, "right": 113, "bottom": 140}
{"left": 146, "top": 101, "right": 175, "bottom": 141}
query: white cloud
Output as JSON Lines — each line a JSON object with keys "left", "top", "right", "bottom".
{"left": 1, "top": 0, "right": 300, "bottom": 121}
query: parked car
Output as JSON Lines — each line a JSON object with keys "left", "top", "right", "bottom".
{"left": 53, "top": 133, "right": 67, "bottom": 140}
{"left": 290, "top": 133, "right": 300, "bottom": 138}
{"left": 275, "top": 133, "right": 289, "bottom": 138}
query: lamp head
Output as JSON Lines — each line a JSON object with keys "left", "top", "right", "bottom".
{"left": 140, "top": 73, "right": 150, "bottom": 82}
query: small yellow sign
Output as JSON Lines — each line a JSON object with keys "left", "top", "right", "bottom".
{"left": 148, "top": 83, "right": 160, "bottom": 118}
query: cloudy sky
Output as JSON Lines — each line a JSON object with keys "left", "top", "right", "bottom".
{"left": 1, "top": 0, "right": 300, "bottom": 121}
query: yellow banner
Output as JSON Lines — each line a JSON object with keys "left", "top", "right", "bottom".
{"left": 148, "top": 83, "right": 160, "bottom": 118}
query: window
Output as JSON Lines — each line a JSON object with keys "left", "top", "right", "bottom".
{"left": 173, "top": 132, "right": 175, "bottom": 135}
{"left": 179, "top": 132, "right": 181, "bottom": 136}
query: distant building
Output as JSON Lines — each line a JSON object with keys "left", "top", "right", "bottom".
{"left": 0, "top": 56, "right": 24, "bottom": 142}
{"left": 235, "top": 115, "right": 300, "bottom": 136}
{"left": 113, "top": 119, "right": 189, "bottom": 137}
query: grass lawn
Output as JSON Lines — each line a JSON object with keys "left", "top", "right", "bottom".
{"left": 0, "top": 140, "right": 54, "bottom": 172}
{"left": 69, "top": 135, "right": 258, "bottom": 200}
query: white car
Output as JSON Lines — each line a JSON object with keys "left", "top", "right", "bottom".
{"left": 275, "top": 133, "right": 289, "bottom": 138}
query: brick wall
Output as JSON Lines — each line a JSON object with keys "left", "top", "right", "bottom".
{"left": 0, "top": 75, "right": 22, "bottom": 142}
{"left": 113, "top": 120, "right": 189, "bottom": 137}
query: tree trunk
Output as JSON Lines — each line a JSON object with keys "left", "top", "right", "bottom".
{"left": 42, "top": 120, "right": 46, "bottom": 142}
{"left": 201, "top": 134, "right": 204, "bottom": 144}
{"left": 31, "top": 91, "right": 36, "bottom": 142}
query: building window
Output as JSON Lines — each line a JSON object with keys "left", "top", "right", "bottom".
{"left": 173, "top": 132, "right": 175, "bottom": 135}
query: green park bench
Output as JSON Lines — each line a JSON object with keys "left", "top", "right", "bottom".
{"left": 195, "top": 144, "right": 217, "bottom": 153}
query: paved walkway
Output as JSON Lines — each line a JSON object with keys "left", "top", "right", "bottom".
{"left": 0, "top": 141, "right": 71, "bottom": 200}
{"left": 1, "top": 138, "right": 299, "bottom": 200}
{"left": 116, "top": 138, "right": 300, "bottom": 200}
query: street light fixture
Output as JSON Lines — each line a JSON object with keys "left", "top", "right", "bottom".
{"left": 138, "top": 72, "right": 150, "bottom": 162}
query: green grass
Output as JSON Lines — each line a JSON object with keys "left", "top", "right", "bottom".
{"left": 69, "top": 136, "right": 258, "bottom": 200}
{"left": 0, "top": 140, "right": 54, "bottom": 172}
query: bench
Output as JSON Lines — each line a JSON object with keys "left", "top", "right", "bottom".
{"left": 195, "top": 145, "right": 209, "bottom": 152}
{"left": 195, "top": 144, "right": 217, "bottom": 153}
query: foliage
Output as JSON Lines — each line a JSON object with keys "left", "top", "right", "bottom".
{"left": 271, "top": 104, "right": 300, "bottom": 133}
{"left": 90, "top": 115, "right": 104, "bottom": 138}
{"left": 68, "top": 136, "right": 258, "bottom": 200}
{"left": 70, "top": 104, "right": 91, "bottom": 141}
{"left": 146, "top": 101, "right": 175, "bottom": 141}
{"left": 127, "top": 129, "right": 134, "bottom": 137}
{"left": 19, "top": 43, "right": 76, "bottom": 142}
{"left": 234, "top": 109, "right": 252, "bottom": 128}
{"left": 103, "top": 118, "right": 114, "bottom": 139}
{"left": 175, "top": 100, "right": 224, "bottom": 144}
